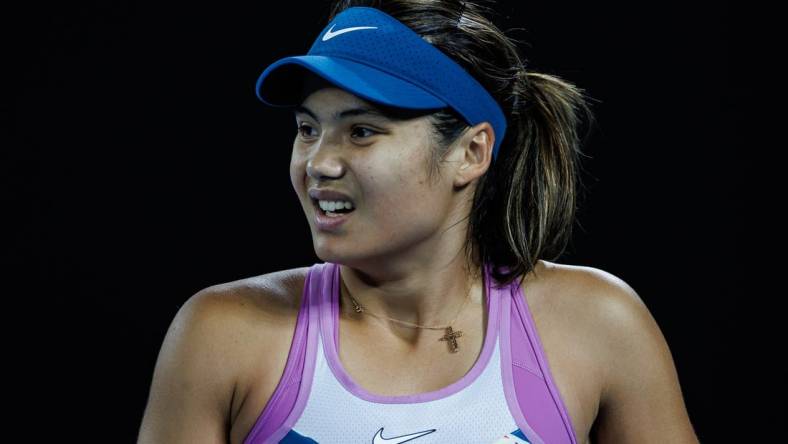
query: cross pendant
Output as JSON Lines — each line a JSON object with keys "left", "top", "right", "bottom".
{"left": 439, "top": 326, "right": 463, "bottom": 353}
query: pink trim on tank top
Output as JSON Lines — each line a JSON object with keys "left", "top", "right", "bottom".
{"left": 243, "top": 266, "right": 323, "bottom": 444}
{"left": 506, "top": 271, "right": 580, "bottom": 444}
{"left": 499, "top": 276, "right": 547, "bottom": 444}
{"left": 319, "top": 261, "right": 500, "bottom": 404}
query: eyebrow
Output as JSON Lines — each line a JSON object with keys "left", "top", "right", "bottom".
{"left": 293, "top": 105, "right": 390, "bottom": 122}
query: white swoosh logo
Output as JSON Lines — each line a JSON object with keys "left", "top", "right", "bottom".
{"left": 372, "top": 427, "right": 436, "bottom": 444}
{"left": 322, "top": 24, "right": 378, "bottom": 41}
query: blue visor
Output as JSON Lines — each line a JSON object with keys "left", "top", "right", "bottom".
{"left": 255, "top": 6, "right": 507, "bottom": 162}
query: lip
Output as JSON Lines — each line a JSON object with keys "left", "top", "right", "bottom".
{"left": 312, "top": 198, "right": 354, "bottom": 231}
{"left": 308, "top": 188, "right": 355, "bottom": 203}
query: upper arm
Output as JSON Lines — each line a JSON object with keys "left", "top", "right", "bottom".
{"left": 590, "top": 272, "right": 700, "bottom": 443}
{"left": 137, "top": 290, "right": 239, "bottom": 444}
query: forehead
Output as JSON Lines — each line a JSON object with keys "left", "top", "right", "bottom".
{"left": 299, "top": 84, "right": 375, "bottom": 114}
{"left": 299, "top": 72, "right": 340, "bottom": 99}
{"left": 294, "top": 72, "right": 438, "bottom": 123}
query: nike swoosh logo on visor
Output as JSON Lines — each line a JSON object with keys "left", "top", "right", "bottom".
{"left": 322, "top": 24, "right": 378, "bottom": 41}
{"left": 372, "top": 427, "right": 436, "bottom": 444}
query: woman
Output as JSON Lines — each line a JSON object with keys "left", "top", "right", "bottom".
{"left": 138, "top": 1, "right": 700, "bottom": 443}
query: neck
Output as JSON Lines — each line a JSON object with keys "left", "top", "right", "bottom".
{"left": 338, "top": 255, "right": 485, "bottom": 347}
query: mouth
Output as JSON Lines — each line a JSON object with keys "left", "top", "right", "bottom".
{"left": 311, "top": 197, "right": 357, "bottom": 217}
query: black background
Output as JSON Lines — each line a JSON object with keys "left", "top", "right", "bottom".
{"left": 5, "top": 1, "right": 742, "bottom": 442}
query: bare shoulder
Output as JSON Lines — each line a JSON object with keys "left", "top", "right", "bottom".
{"left": 519, "top": 260, "right": 637, "bottom": 330}
{"left": 193, "top": 265, "right": 312, "bottom": 377}
{"left": 178, "top": 267, "right": 310, "bottom": 367}
{"left": 516, "top": 260, "right": 660, "bottom": 443}
{"left": 138, "top": 267, "right": 311, "bottom": 443}
{"left": 202, "top": 266, "right": 310, "bottom": 309}
{"left": 529, "top": 261, "right": 698, "bottom": 442}
{"left": 528, "top": 259, "right": 660, "bottom": 381}
{"left": 523, "top": 259, "right": 648, "bottom": 331}
{"left": 539, "top": 261, "right": 670, "bottom": 387}
{"left": 193, "top": 267, "right": 312, "bottom": 443}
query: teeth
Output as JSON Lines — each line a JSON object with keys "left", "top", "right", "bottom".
{"left": 318, "top": 200, "right": 354, "bottom": 212}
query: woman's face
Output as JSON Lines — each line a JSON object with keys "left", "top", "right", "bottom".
{"left": 290, "top": 83, "right": 467, "bottom": 266}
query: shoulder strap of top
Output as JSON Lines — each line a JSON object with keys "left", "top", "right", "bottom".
{"left": 506, "top": 269, "right": 579, "bottom": 444}
{"left": 242, "top": 263, "right": 323, "bottom": 444}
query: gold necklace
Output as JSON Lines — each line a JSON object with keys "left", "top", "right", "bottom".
{"left": 342, "top": 276, "right": 475, "bottom": 353}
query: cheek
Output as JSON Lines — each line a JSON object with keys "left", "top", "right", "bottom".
{"left": 366, "top": 197, "right": 445, "bottom": 248}
{"left": 290, "top": 156, "right": 307, "bottom": 201}
{"left": 363, "top": 174, "right": 443, "bottom": 233}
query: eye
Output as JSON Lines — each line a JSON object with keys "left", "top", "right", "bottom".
{"left": 296, "top": 124, "right": 378, "bottom": 140}
{"left": 351, "top": 126, "right": 378, "bottom": 139}
{"left": 297, "top": 123, "right": 316, "bottom": 138}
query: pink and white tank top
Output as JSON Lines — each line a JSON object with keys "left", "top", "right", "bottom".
{"left": 242, "top": 261, "right": 579, "bottom": 444}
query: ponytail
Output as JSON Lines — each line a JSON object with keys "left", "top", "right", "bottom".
{"left": 474, "top": 69, "right": 596, "bottom": 286}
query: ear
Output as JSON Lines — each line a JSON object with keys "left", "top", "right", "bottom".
{"left": 454, "top": 121, "right": 495, "bottom": 187}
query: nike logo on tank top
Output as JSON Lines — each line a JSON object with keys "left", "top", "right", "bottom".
{"left": 242, "top": 262, "right": 579, "bottom": 444}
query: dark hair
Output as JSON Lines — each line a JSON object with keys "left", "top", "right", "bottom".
{"left": 325, "top": 0, "right": 597, "bottom": 287}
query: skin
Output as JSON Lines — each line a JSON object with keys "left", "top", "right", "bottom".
{"left": 137, "top": 75, "right": 700, "bottom": 444}
{"left": 291, "top": 74, "right": 496, "bottom": 350}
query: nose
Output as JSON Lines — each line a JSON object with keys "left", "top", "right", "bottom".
{"left": 305, "top": 135, "right": 347, "bottom": 181}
